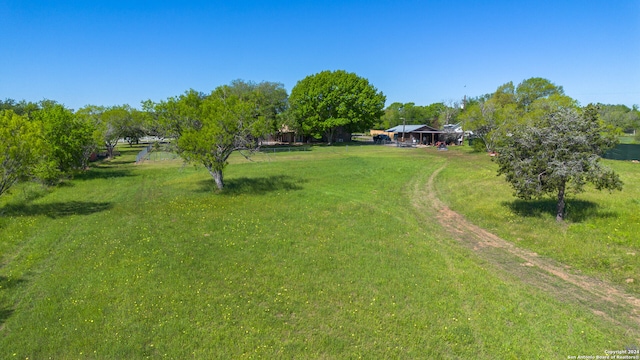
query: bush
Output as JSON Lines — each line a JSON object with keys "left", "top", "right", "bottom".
{"left": 471, "top": 138, "right": 487, "bottom": 152}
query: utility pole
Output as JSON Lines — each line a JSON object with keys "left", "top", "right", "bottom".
{"left": 401, "top": 117, "right": 406, "bottom": 142}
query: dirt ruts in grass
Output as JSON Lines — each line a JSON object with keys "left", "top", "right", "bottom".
{"left": 412, "top": 164, "right": 640, "bottom": 334}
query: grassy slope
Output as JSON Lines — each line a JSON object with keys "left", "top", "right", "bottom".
{"left": 0, "top": 144, "right": 637, "bottom": 358}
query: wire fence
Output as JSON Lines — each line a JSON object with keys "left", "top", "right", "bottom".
{"left": 136, "top": 143, "right": 179, "bottom": 163}
{"left": 146, "top": 151, "right": 179, "bottom": 161}
{"left": 257, "top": 146, "right": 312, "bottom": 153}
{"left": 136, "top": 144, "right": 153, "bottom": 163}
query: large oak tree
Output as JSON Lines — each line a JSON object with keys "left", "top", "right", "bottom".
{"left": 288, "top": 70, "right": 385, "bottom": 143}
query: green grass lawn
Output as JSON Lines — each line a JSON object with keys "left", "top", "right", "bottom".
{"left": 0, "top": 144, "right": 638, "bottom": 358}
{"left": 620, "top": 135, "right": 638, "bottom": 144}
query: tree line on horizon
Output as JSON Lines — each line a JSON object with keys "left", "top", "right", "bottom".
{"left": 1, "top": 72, "right": 638, "bottom": 201}
{"left": 458, "top": 78, "right": 640, "bottom": 153}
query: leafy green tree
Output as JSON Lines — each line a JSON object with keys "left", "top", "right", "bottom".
{"left": 377, "top": 102, "right": 403, "bottom": 129}
{"left": 398, "top": 103, "right": 423, "bottom": 125}
{"left": 119, "top": 108, "right": 147, "bottom": 146}
{"left": 227, "top": 80, "right": 289, "bottom": 136}
{"left": 75, "top": 105, "right": 115, "bottom": 158}
{"left": 462, "top": 78, "right": 573, "bottom": 153}
{"left": 515, "top": 77, "right": 564, "bottom": 109}
{"left": 460, "top": 82, "right": 521, "bottom": 152}
{"left": 439, "top": 100, "right": 461, "bottom": 125}
{"left": 30, "top": 102, "right": 96, "bottom": 184}
{"left": 377, "top": 102, "right": 444, "bottom": 129}
{"left": 96, "top": 105, "right": 145, "bottom": 157}
{"left": 75, "top": 105, "right": 111, "bottom": 153}
{"left": 0, "top": 110, "right": 44, "bottom": 197}
{"left": 289, "top": 70, "right": 385, "bottom": 143}
{"left": 459, "top": 100, "right": 498, "bottom": 151}
{"left": 524, "top": 93, "right": 578, "bottom": 122}
{"left": 177, "top": 82, "right": 277, "bottom": 190}
{"left": 495, "top": 105, "right": 622, "bottom": 221}
{"left": 597, "top": 104, "right": 640, "bottom": 134}
{"left": 423, "top": 102, "right": 447, "bottom": 128}
{"left": 0, "top": 98, "right": 40, "bottom": 117}
{"left": 101, "top": 109, "right": 122, "bottom": 158}
{"left": 143, "top": 89, "right": 205, "bottom": 139}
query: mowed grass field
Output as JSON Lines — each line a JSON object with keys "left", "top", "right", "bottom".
{"left": 0, "top": 144, "right": 638, "bottom": 358}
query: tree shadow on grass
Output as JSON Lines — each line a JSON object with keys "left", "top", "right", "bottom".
{"left": 0, "top": 308, "right": 14, "bottom": 328}
{"left": 74, "top": 167, "right": 135, "bottom": 181}
{"left": 197, "top": 175, "right": 307, "bottom": 195}
{"left": 0, "top": 201, "right": 113, "bottom": 218}
{"left": 104, "top": 158, "right": 135, "bottom": 166}
{"left": 0, "top": 276, "right": 27, "bottom": 328}
{"left": 502, "top": 199, "right": 617, "bottom": 223}
{"left": 10, "top": 184, "right": 52, "bottom": 202}
{"left": 0, "top": 276, "right": 26, "bottom": 291}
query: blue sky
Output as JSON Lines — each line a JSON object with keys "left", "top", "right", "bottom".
{"left": 1, "top": 1, "right": 639, "bottom": 110}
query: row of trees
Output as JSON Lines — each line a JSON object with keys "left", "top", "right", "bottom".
{"left": 370, "top": 78, "right": 639, "bottom": 148}
{"left": 2, "top": 74, "right": 636, "bottom": 211}
{"left": 460, "top": 78, "right": 640, "bottom": 152}
{"left": 1, "top": 101, "right": 97, "bottom": 197}
{"left": 597, "top": 103, "right": 640, "bottom": 135}
{"left": 375, "top": 102, "right": 447, "bottom": 130}
{"left": 1, "top": 70, "right": 386, "bottom": 193}
{"left": 141, "top": 72, "right": 384, "bottom": 189}
{"left": 0, "top": 99, "right": 156, "bottom": 197}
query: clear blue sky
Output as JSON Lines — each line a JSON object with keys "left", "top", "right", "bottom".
{"left": 1, "top": 0, "right": 639, "bottom": 110}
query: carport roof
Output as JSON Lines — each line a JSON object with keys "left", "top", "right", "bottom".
{"left": 385, "top": 124, "right": 441, "bottom": 133}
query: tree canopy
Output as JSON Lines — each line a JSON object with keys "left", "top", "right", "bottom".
{"left": 597, "top": 104, "right": 640, "bottom": 134}
{"left": 461, "top": 77, "right": 576, "bottom": 152}
{"left": 494, "top": 105, "right": 622, "bottom": 221}
{"left": 166, "top": 80, "right": 287, "bottom": 190}
{"left": 30, "top": 102, "right": 97, "bottom": 184}
{"left": 0, "top": 101, "right": 99, "bottom": 186}
{"left": 376, "top": 102, "right": 445, "bottom": 130}
{"left": 515, "top": 77, "right": 564, "bottom": 109}
{"left": 0, "top": 110, "right": 44, "bottom": 197}
{"left": 0, "top": 98, "right": 40, "bottom": 117}
{"left": 142, "top": 89, "right": 205, "bottom": 139}
{"left": 288, "top": 70, "right": 385, "bottom": 143}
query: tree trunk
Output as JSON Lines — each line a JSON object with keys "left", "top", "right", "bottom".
{"left": 324, "top": 129, "right": 335, "bottom": 145}
{"left": 556, "top": 182, "right": 566, "bottom": 222}
{"left": 209, "top": 168, "right": 224, "bottom": 190}
{"left": 106, "top": 144, "right": 114, "bottom": 159}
